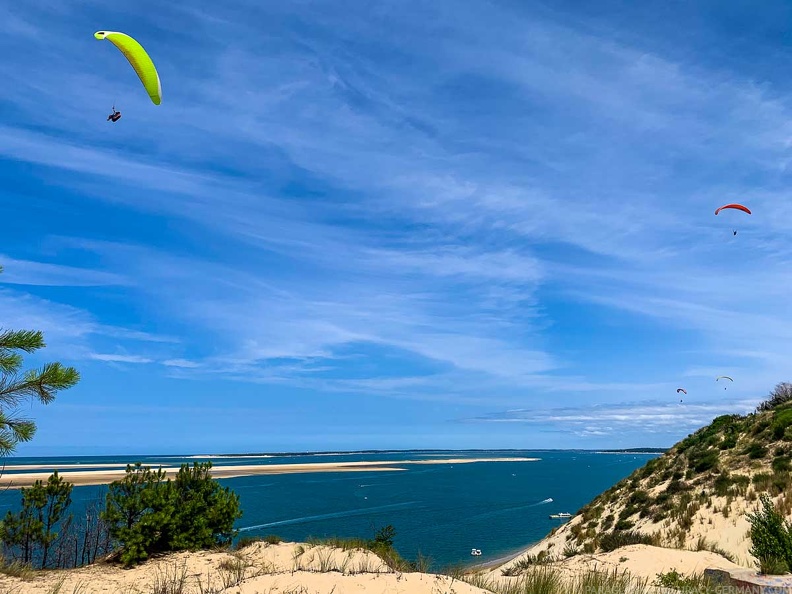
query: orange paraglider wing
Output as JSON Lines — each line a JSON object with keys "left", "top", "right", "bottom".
{"left": 715, "top": 204, "right": 751, "bottom": 215}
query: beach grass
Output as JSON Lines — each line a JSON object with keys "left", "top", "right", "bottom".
{"left": 466, "top": 566, "right": 654, "bottom": 594}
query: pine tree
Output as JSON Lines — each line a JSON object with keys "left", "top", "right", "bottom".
{"left": 0, "top": 265, "right": 80, "bottom": 455}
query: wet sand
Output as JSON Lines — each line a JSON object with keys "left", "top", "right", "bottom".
{"left": 0, "top": 457, "right": 539, "bottom": 489}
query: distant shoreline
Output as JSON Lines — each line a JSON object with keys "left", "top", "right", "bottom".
{"left": 8, "top": 448, "right": 667, "bottom": 460}
{"left": 0, "top": 457, "right": 540, "bottom": 489}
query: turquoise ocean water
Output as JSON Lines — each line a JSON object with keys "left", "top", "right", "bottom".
{"left": 0, "top": 450, "right": 659, "bottom": 569}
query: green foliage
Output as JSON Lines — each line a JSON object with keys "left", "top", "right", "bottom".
{"left": 364, "top": 525, "right": 412, "bottom": 571}
{"left": 665, "top": 479, "right": 691, "bottom": 495}
{"left": 748, "top": 442, "right": 768, "bottom": 459}
{"left": 0, "top": 268, "right": 80, "bottom": 455}
{"left": 687, "top": 448, "right": 719, "bottom": 473}
{"left": 653, "top": 569, "right": 715, "bottom": 592}
{"left": 0, "top": 471, "right": 73, "bottom": 568}
{"left": 614, "top": 519, "right": 634, "bottom": 531}
{"left": 101, "top": 462, "right": 242, "bottom": 566}
{"left": 746, "top": 494, "right": 792, "bottom": 575}
{"left": 235, "top": 534, "right": 282, "bottom": 550}
{"left": 751, "top": 419, "right": 772, "bottom": 437}
{"left": 720, "top": 435, "right": 737, "bottom": 450}
{"left": 772, "top": 409, "right": 792, "bottom": 440}
{"left": 599, "top": 530, "right": 655, "bottom": 552}
{"left": 169, "top": 463, "right": 242, "bottom": 551}
{"left": 773, "top": 457, "right": 792, "bottom": 473}
{"left": 714, "top": 473, "right": 734, "bottom": 497}
{"left": 627, "top": 490, "right": 649, "bottom": 505}
{"left": 372, "top": 524, "right": 396, "bottom": 549}
{"left": 638, "top": 458, "right": 662, "bottom": 479}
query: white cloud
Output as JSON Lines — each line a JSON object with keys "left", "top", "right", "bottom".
{"left": 162, "top": 359, "right": 201, "bottom": 369}
{"left": 88, "top": 354, "right": 154, "bottom": 364}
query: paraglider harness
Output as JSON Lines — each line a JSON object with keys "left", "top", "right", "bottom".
{"left": 107, "top": 105, "right": 121, "bottom": 122}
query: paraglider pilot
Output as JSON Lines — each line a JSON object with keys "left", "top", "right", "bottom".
{"left": 107, "top": 107, "right": 121, "bottom": 122}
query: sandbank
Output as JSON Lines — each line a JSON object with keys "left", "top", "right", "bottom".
{"left": 0, "top": 457, "right": 539, "bottom": 489}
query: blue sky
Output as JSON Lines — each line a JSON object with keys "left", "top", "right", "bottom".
{"left": 2, "top": 0, "right": 791, "bottom": 455}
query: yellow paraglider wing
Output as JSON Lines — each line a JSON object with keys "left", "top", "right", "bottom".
{"left": 95, "top": 31, "right": 162, "bottom": 105}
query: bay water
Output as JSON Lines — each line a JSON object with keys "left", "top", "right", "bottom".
{"left": 0, "top": 450, "right": 659, "bottom": 569}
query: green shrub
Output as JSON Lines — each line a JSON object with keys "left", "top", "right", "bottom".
{"left": 720, "top": 435, "right": 737, "bottom": 450}
{"left": 101, "top": 462, "right": 242, "bottom": 566}
{"left": 0, "top": 472, "right": 73, "bottom": 569}
{"left": 619, "top": 504, "right": 638, "bottom": 520}
{"left": 639, "top": 458, "right": 662, "bottom": 479}
{"left": 372, "top": 525, "right": 396, "bottom": 549}
{"left": 235, "top": 534, "right": 282, "bottom": 550}
{"left": 772, "top": 473, "right": 791, "bottom": 495}
{"left": 714, "top": 473, "right": 734, "bottom": 497}
{"left": 653, "top": 569, "right": 714, "bottom": 591}
{"left": 752, "top": 419, "right": 772, "bottom": 436}
{"left": 614, "top": 519, "right": 634, "bottom": 531}
{"left": 746, "top": 494, "right": 792, "bottom": 574}
{"left": 599, "top": 530, "right": 654, "bottom": 552}
{"left": 628, "top": 490, "right": 650, "bottom": 505}
{"left": 773, "top": 457, "right": 792, "bottom": 473}
{"left": 688, "top": 449, "right": 719, "bottom": 473}
{"left": 666, "top": 479, "right": 692, "bottom": 495}
{"left": 563, "top": 544, "right": 578, "bottom": 558}
{"left": 772, "top": 410, "right": 792, "bottom": 440}
{"left": 748, "top": 443, "right": 769, "bottom": 460}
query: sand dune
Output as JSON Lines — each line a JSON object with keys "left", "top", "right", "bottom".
{"left": 0, "top": 542, "right": 490, "bottom": 594}
{"left": 485, "top": 543, "right": 743, "bottom": 588}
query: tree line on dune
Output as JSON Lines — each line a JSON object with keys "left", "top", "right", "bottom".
{"left": 0, "top": 462, "right": 242, "bottom": 569}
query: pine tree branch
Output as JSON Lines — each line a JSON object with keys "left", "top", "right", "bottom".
{"left": 0, "top": 329, "right": 45, "bottom": 353}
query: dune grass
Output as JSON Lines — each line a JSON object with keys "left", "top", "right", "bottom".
{"left": 467, "top": 566, "right": 653, "bottom": 594}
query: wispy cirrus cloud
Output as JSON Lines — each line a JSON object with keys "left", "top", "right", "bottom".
{"left": 2, "top": 0, "right": 792, "bottom": 452}
{"left": 0, "top": 255, "right": 127, "bottom": 287}
{"left": 465, "top": 399, "right": 758, "bottom": 437}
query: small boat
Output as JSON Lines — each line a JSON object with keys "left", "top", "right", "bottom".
{"left": 549, "top": 513, "right": 572, "bottom": 519}
{"left": 470, "top": 548, "right": 482, "bottom": 556}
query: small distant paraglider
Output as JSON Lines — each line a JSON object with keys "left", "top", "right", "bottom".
{"left": 716, "top": 376, "right": 734, "bottom": 390}
{"left": 677, "top": 387, "right": 687, "bottom": 403}
{"left": 94, "top": 30, "right": 162, "bottom": 121}
{"left": 715, "top": 204, "right": 751, "bottom": 236}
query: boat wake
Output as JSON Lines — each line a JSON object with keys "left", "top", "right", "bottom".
{"left": 239, "top": 501, "right": 419, "bottom": 532}
{"left": 465, "top": 497, "right": 555, "bottom": 523}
